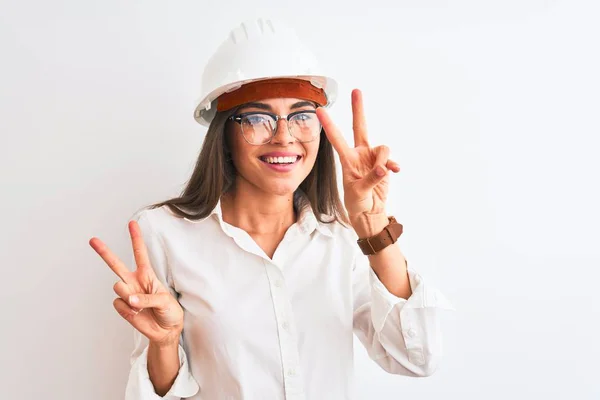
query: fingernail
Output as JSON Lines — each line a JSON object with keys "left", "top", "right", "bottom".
{"left": 376, "top": 166, "right": 386, "bottom": 177}
{"left": 129, "top": 295, "right": 139, "bottom": 305}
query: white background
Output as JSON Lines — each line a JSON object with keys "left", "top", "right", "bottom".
{"left": 1, "top": 0, "right": 599, "bottom": 399}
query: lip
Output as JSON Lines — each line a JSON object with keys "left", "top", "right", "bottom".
{"left": 259, "top": 151, "right": 302, "bottom": 157}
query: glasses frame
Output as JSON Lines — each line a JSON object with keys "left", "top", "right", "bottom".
{"left": 228, "top": 110, "right": 321, "bottom": 145}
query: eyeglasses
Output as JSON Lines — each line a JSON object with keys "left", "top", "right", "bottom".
{"left": 228, "top": 110, "right": 321, "bottom": 145}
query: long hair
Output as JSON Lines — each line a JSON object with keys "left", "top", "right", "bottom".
{"left": 146, "top": 107, "right": 349, "bottom": 226}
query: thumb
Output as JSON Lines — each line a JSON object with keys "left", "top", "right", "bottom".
{"left": 129, "top": 292, "right": 172, "bottom": 310}
{"left": 364, "top": 165, "right": 387, "bottom": 187}
{"left": 356, "top": 146, "right": 389, "bottom": 192}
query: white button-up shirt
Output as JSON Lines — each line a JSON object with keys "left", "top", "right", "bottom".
{"left": 124, "top": 194, "right": 454, "bottom": 400}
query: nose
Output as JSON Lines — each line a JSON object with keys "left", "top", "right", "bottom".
{"left": 270, "top": 118, "right": 294, "bottom": 145}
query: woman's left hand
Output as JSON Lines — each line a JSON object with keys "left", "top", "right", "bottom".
{"left": 316, "top": 89, "right": 400, "bottom": 238}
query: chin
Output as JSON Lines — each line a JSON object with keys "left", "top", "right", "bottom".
{"left": 263, "top": 181, "right": 301, "bottom": 197}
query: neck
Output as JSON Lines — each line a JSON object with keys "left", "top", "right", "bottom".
{"left": 220, "top": 181, "right": 297, "bottom": 236}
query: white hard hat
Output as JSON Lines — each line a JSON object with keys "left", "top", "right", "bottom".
{"left": 193, "top": 18, "right": 338, "bottom": 126}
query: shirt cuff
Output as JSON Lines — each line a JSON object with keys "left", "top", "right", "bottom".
{"left": 369, "top": 267, "right": 455, "bottom": 333}
{"left": 126, "top": 345, "right": 199, "bottom": 400}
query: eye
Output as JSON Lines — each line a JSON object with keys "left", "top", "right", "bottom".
{"left": 244, "top": 114, "right": 271, "bottom": 125}
{"left": 293, "top": 112, "right": 315, "bottom": 122}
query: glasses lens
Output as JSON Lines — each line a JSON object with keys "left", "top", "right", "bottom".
{"left": 289, "top": 112, "right": 321, "bottom": 142}
{"left": 241, "top": 114, "right": 275, "bottom": 144}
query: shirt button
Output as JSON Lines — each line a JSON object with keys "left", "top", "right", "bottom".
{"left": 408, "top": 349, "right": 425, "bottom": 366}
{"left": 274, "top": 280, "right": 283, "bottom": 287}
{"left": 282, "top": 321, "right": 290, "bottom": 330}
{"left": 406, "top": 328, "right": 417, "bottom": 338}
{"left": 287, "top": 368, "right": 296, "bottom": 376}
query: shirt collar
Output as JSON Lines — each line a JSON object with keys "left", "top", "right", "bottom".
{"left": 294, "top": 193, "right": 334, "bottom": 237}
{"left": 183, "top": 191, "right": 334, "bottom": 238}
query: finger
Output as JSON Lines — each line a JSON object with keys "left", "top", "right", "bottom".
{"left": 129, "top": 292, "right": 172, "bottom": 310}
{"left": 113, "top": 297, "right": 140, "bottom": 321}
{"left": 352, "top": 89, "right": 369, "bottom": 147}
{"left": 386, "top": 159, "right": 401, "bottom": 173}
{"left": 89, "top": 237, "right": 133, "bottom": 284}
{"left": 113, "top": 281, "right": 143, "bottom": 313}
{"left": 374, "top": 145, "right": 390, "bottom": 170}
{"left": 315, "top": 107, "right": 350, "bottom": 160}
{"left": 357, "top": 146, "right": 390, "bottom": 193}
{"left": 129, "top": 220, "right": 156, "bottom": 277}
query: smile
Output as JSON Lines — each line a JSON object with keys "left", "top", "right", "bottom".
{"left": 258, "top": 155, "right": 302, "bottom": 172}
{"left": 259, "top": 155, "right": 301, "bottom": 164}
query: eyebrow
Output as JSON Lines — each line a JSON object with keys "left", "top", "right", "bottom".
{"left": 290, "top": 101, "right": 317, "bottom": 109}
{"left": 238, "top": 101, "right": 317, "bottom": 113}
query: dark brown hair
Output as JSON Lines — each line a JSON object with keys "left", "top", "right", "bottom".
{"left": 145, "top": 107, "right": 349, "bottom": 226}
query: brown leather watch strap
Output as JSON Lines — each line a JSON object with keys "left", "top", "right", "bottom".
{"left": 357, "top": 216, "right": 403, "bottom": 255}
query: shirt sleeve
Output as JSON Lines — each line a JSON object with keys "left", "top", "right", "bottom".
{"left": 124, "top": 210, "right": 200, "bottom": 399}
{"left": 352, "top": 246, "right": 455, "bottom": 377}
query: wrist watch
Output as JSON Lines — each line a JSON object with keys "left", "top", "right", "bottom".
{"left": 356, "top": 216, "right": 403, "bottom": 255}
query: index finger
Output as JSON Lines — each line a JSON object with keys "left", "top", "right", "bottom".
{"left": 316, "top": 107, "right": 351, "bottom": 159}
{"left": 89, "top": 237, "right": 133, "bottom": 283}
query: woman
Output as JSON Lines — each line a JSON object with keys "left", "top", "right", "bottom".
{"left": 90, "top": 18, "right": 453, "bottom": 400}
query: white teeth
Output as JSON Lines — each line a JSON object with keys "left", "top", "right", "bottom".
{"left": 263, "top": 156, "right": 299, "bottom": 164}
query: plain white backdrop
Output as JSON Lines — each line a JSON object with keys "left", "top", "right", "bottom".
{"left": 1, "top": 0, "right": 599, "bottom": 399}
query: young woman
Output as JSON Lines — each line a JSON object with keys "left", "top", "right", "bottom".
{"left": 90, "top": 19, "right": 453, "bottom": 400}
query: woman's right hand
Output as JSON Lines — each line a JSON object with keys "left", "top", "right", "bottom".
{"left": 89, "top": 220, "right": 184, "bottom": 347}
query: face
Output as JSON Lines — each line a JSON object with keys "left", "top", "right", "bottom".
{"left": 226, "top": 97, "right": 321, "bottom": 197}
